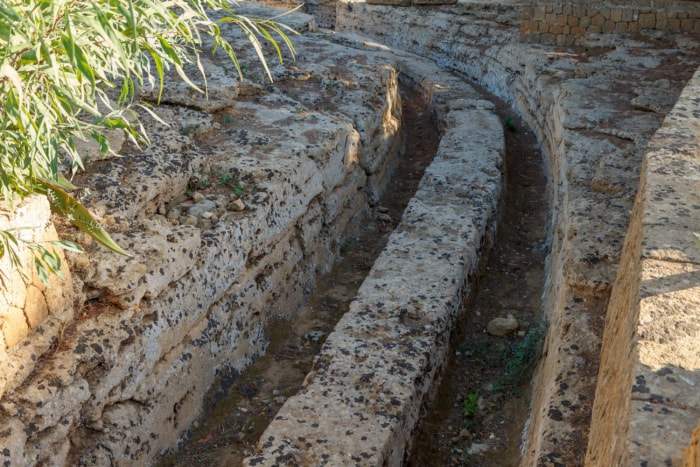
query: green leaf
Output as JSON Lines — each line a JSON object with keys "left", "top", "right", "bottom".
{"left": 38, "top": 179, "right": 131, "bottom": 257}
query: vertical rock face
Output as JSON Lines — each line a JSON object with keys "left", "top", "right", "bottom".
{"left": 0, "top": 196, "right": 73, "bottom": 349}
{"left": 0, "top": 7, "right": 406, "bottom": 466}
{"left": 587, "top": 67, "right": 700, "bottom": 467}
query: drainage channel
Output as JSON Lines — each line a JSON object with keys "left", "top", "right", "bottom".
{"left": 158, "top": 83, "right": 439, "bottom": 466}
{"left": 408, "top": 87, "right": 548, "bottom": 467}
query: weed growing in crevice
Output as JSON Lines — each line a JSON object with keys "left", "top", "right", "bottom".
{"left": 492, "top": 322, "right": 546, "bottom": 399}
{"left": 503, "top": 115, "right": 517, "bottom": 132}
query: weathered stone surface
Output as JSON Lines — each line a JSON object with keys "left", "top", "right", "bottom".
{"left": 245, "top": 58, "right": 504, "bottom": 466}
{"left": 0, "top": 6, "right": 406, "bottom": 465}
{"left": 335, "top": 2, "right": 700, "bottom": 465}
{"left": 0, "top": 196, "right": 73, "bottom": 350}
{"left": 587, "top": 67, "right": 700, "bottom": 467}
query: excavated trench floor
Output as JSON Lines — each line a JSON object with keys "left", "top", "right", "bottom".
{"left": 160, "top": 80, "right": 547, "bottom": 466}
{"left": 408, "top": 88, "right": 547, "bottom": 467}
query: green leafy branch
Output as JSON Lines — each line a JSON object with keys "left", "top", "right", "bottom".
{"left": 0, "top": 0, "right": 296, "bottom": 285}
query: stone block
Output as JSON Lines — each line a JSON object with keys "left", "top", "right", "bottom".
{"left": 638, "top": 12, "right": 656, "bottom": 29}
{"left": 545, "top": 13, "right": 556, "bottom": 24}
{"left": 571, "top": 26, "right": 586, "bottom": 37}
{"left": 602, "top": 19, "right": 615, "bottom": 33}
{"left": 521, "top": 5, "right": 533, "bottom": 19}
{"left": 580, "top": 16, "right": 591, "bottom": 27}
{"left": 615, "top": 21, "right": 628, "bottom": 33}
{"left": 533, "top": 5, "right": 546, "bottom": 21}
{"left": 629, "top": 21, "right": 639, "bottom": 32}
{"left": 591, "top": 13, "right": 605, "bottom": 26}
{"left": 539, "top": 21, "right": 550, "bottom": 33}
{"left": 656, "top": 11, "right": 668, "bottom": 29}
{"left": 681, "top": 18, "right": 695, "bottom": 32}
{"left": 2, "top": 306, "right": 28, "bottom": 348}
{"left": 667, "top": 18, "right": 681, "bottom": 31}
{"left": 557, "top": 14, "right": 568, "bottom": 26}
{"left": 550, "top": 24, "right": 563, "bottom": 34}
{"left": 589, "top": 25, "right": 602, "bottom": 33}
{"left": 611, "top": 8, "right": 622, "bottom": 22}
{"left": 540, "top": 33, "right": 556, "bottom": 44}
{"left": 622, "top": 8, "right": 635, "bottom": 22}
{"left": 568, "top": 16, "right": 579, "bottom": 27}
{"left": 556, "top": 34, "right": 567, "bottom": 46}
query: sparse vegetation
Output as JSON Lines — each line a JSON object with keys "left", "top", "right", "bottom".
{"left": 0, "top": 0, "right": 295, "bottom": 284}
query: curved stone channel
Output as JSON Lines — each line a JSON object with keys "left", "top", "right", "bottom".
{"left": 159, "top": 83, "right": 441, "bottom": 466}
{"left": 2, "top": 2, "right": 699, "bottom": 466}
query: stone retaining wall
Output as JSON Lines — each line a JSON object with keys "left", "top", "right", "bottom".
{"left": 520, "top": 0, "right": 700, "bottom": 45}
{"left": 244, "top": 46, "right": 504, "bottom": 466}
{"left": 0, "top": 8, "right": 407, "bottom": 465}
{"left": 587, "top": 66, "right": 700, "bottom": 467}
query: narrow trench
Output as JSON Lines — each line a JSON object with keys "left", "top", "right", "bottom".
{"left": 159, "top": 84, "right": 439, "bottom": 466}
{"left": 159, "top": 80, "right": 548, "bottom": 467}
{"left": 408, "top": 87, "right": 548, "bottom": 467}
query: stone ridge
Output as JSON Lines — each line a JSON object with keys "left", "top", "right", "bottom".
{"left": 245, "top": 51, "right": 504, "bottom": 467}
{"left": 335, "top": 1, "right": 700, "bottom": 464}
{"left": 0, "top": 8, "right": 408, "bottom": 465}
{"left": 587, "top": 67, "right": 700, "bottom": 466}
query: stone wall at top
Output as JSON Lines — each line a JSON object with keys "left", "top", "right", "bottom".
{"left": 520, "top": 0, "right": 700, "bottom": 45}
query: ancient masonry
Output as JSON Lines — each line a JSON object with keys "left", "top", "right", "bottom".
{"left": 520, "top": 0, "right": 700, "bottom": 45}
{"left": 0, "top": 1, "right": 699, "bottom": 466}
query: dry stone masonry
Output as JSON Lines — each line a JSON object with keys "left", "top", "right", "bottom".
{"left": 0, "top": 1, "right": 699, "bottom": 466}
{"left": 520, "top": 0, "right": 700, "bottom": 45}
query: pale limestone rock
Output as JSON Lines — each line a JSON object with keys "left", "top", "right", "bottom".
{"left": 85, "top": 221, "right": 201, "bottom": 309}
{"left": 487, "top": 315, "right": 519, "bottom": 337}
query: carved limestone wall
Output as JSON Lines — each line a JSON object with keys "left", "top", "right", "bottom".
{"left": 335, "top": 1, "right": 700, "bottom": 464}
{"left": 587, "top": 66, "right": 700, "bottom": 467}
{"left": 0, "top": 8, "right": 405, "bottom": 465}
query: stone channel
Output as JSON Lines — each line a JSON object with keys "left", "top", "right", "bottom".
{"left": 1, "top": 1, "right": 699, "bottom": 466}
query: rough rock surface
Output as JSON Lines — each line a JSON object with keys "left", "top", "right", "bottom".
{"left": 1, "top": 1, "right": 699, "bottom": 465}
{"left": 335, "top": 1, "right": 700, "bottom": 464}
{"left": 0, "top": 7, "right": 406, "bottom": 465}
{"left": 244, "top": 48, "right": 503, "bottom": 466}
{"left": 587, "top": 67, "right": 700, "bottom": 466}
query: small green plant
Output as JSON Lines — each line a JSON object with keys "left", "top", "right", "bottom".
{"left": 492, "top": 322, "right": 546, "bottom": 397}
{"left": 217, "top": 174, "right": 234, "bottom": 187}
{"left": 221, "top": 114, "right": 236, "bottom": 124}
{"left": 234, "top": 182, "right": 246, "bottom": 197}
{"left": 503, "top": 116, "right": 517, "bottom": 132}
{"left": 463, "top": 391, "right": 480, "bottom": 418}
